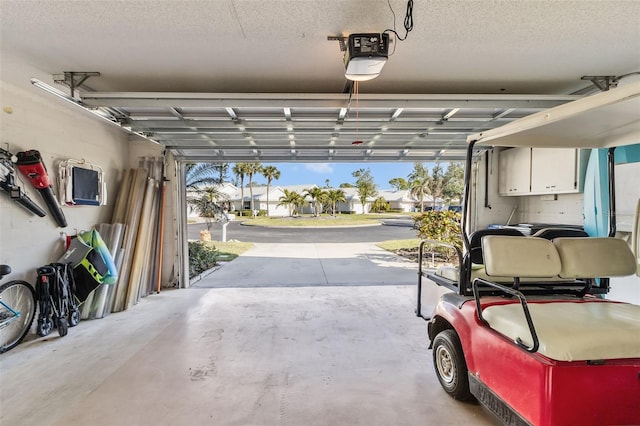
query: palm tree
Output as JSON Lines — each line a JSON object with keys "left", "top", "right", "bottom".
{"left": 243, "top": 162, "right": 262, "bottom": 215}
{"left": 232, "top": 163, "right": 248, "bottom": 216}
{"left": 371, "top": 196, "right": 390, "bottom": 213}
{"left": 185, "top": 163, "right": 218, "bottom": 190}
{"left": 278, "top": 189, "right": 304, "bottom": 217}
{"left": 326, "top": 189, "right": 346, "bottom": 216}
{"left": 409, "top": 162, "right": 431, "bottom": 212}
{"left": 410, "top": 177, "right": 431, "bottom": 212}
{"left": 213, "top": 163, "right": 230, "bottom": 184}
{"left": 187, "top": 186, "right": 227, "bottom": 231}
{"left": 292, "top": 192, "right": 306, "bottom": 215}
{"left": 304, "top": 187, "right": 327, "bottom": 217}
{"left": 261, "top": 165, "right": 280, "bottom": 216}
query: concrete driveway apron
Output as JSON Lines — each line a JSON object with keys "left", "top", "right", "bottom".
{"left": 192, "top": 242, "right": 418, "bottom": 288}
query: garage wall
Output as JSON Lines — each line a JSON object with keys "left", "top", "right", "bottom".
{"left": 0, "top": 55, "right": 170, "bottom": 285}
{"left": 0, "top": 80, "right": 130, "bottom": 281}
{"left": 468, "top": 150, "right": 518, "bottom": 231}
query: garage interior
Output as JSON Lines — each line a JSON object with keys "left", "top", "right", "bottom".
{"left": 1, "top": 1, "right": 639, "bottom": 425}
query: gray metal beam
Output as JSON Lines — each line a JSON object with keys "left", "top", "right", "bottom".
{"left": 81, "top": 92, "right": 579, "bottom": 109}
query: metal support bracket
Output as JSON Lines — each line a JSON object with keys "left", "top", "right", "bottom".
{"left": 53, "top": 72, "right": 101, "bottom": 97}
{"left": 580, "top": 75, "right": 618, "bottom": 92}
{"left": 327, "top": 36, "right": 347, "bottom": 52}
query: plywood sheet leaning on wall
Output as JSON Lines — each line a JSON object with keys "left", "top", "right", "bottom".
{"left": 126, "top": 176, "right": 158, "bottom": 309}
{"left": 111, "top": 168, "right": 147, "bottom": 312}
{"left": 142, "top": 157, "right": 164, "bottom": 297}
{"left": 111, "top": 169, "right": 132, "bottom": 224}
{"left": 100, "top": 223, "right": 125, "bottom": 317}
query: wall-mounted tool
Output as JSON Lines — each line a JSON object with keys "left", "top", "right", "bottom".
{"left": 0, "top": 147, "right": 47, "bottom": 217}
{"left": 15, "top": 150, "right": 67, "bottom": 227}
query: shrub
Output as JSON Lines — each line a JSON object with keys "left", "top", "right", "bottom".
{"left": 188, "top": 241, "right": 219, "bottom": 278}
{"left": 412, "top": 210, "right": 462, "bottom": 261}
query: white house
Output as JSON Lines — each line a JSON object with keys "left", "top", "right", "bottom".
{"left": 377, "top": 189, "right": 417, "bottom": 212}
{"left": 190, "top": 184, "right": 446, "bottom": 218}
{"left": 186, "top": 182, "right": 238, "bottom": 221}
{"left": 228, "top": 184, "right": 319, "bottom": 217}
{"left": 335, "top": 187, "right": 371, "bottom": 214}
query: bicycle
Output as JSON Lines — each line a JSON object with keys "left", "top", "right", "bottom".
{"left": 0, "top": 264, "right": 37, "bottom": 353}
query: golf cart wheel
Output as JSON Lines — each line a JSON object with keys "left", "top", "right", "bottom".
{"left": 433, "top": 329, "right": 474, "bottom": 401}
{"left": 37, "top": 317, "right": 53, "bottom": 337}
{"left": 57, "top": 317, "right": 68, "bottom": 337}
{"left": 69, "top": 308, "right": 80, "bottom": 327}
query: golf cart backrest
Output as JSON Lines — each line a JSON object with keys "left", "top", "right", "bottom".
{"left": 532, "top": 228, "right": 589, "bottom": 240}
{"left": 482, "top": 236, "right": 561, "bottom": 278}
{"left": 481, "top": 235, "right": 637, "bottom": 281}
{"left": 553, "top": 237, "right": 637, "bottom": 278}
{"left": 468, "top": 228, "right": 524, "bottom": 265}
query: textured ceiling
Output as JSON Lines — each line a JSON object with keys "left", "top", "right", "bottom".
{"left": 2, "top": 0, "right": 639, "bottom": 161}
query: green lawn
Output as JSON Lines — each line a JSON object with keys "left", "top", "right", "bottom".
{"left": 197, "top": 240, "right": 254, "bottom": 261}
{"left": 243, "top": 213, "right": 412, "bottom": 227}
{"left": 376, "top": 238, "right": 421, "bottom": 251}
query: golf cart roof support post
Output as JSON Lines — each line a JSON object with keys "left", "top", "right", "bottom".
{"left": 461, "top": 140, "right": 477, "bottom": 250}
{"left": 608, "top": 147, "right": 617, "bottom": 237}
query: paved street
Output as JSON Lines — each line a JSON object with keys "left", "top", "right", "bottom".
{"left": 188, "top": 219, "right": 416, "bottom": 243}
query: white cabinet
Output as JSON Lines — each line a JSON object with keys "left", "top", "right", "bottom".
{"left": 530, "top": 148, "right": 579, "bottom": 194}
{"left": 499, "top": 148, "right": 588, "bottom": 196}
{"left": 498, "top": 147, "right": 531, "bottom": 195}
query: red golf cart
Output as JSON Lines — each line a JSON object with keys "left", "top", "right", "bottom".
{"left": 417, "top": 82, "right": 640, "bottom": 425}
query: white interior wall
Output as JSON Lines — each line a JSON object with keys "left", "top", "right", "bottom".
{"left": 469, "top": 150, "right": 518, "bottom": 231}
{"left": 0, "top": 57, "right": 170, "bottom": 285}
{"left": 0, "top": 80, "right": 128, "bottom": 280}
{"left": 516, "top": 193, "right": 584, "bottom": 225}
{"left": 609, "top": 161, "right": 640, "bottom": 304}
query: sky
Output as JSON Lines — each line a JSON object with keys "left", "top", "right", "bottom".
{"left": 237, "top": 162, "right": 418, "bottom": 189}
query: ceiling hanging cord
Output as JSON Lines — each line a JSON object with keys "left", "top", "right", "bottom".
{"left": 353, "top": 80, "right": 363, "bottom": 145}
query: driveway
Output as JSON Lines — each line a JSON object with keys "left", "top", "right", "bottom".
{"left": 193, "top": 242, "right": 418, "bottom": 288}
{"left": 189, "top": 220, "right": 416, "bottom": 243}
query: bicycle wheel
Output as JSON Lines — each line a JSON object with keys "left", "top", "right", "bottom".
{"left": 0, "top": 280, "right": 36, "bottom": 353}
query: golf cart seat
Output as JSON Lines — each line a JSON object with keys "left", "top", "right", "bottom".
{"left": 430, "top": 228, "right": 525, "bottom": 285}
{"left": 479, "top": 236, "right": 640, "bottom": 361}
{"left": 532, "top": 227, "right": 589, "bottom": 239}
{"left": 429, "top": 228, "right": 574, "bottom": 287}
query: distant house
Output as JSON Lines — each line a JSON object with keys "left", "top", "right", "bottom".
{"left": 334, "top": 187, "right": 372, "bottom": 214}
{"left": 334, "top": 188, "right": 433, "bottom": 214}
{"left": 189, "top": 182, "right": 448, "bottom": 219}
{"left": 186, "top": 182, "right": 237, "bottom": 220}
{"left": 376, "top": 189, "right": 416, "bottom": 212}
{"left": 229, "top": 184, "right": 319, "bottom": 217}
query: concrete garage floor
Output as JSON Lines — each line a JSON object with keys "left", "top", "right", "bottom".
{"left": 1, "top": 243, "right": 498, "bottom": 426}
